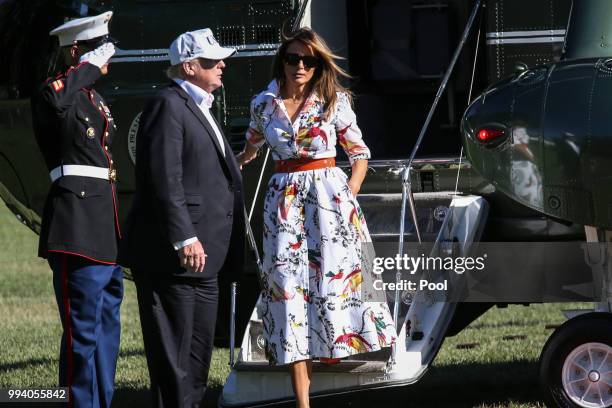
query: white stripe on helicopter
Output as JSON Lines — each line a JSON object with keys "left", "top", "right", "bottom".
{"left": 486, "top": 29, "right": 566, "bottom": 45}
{"left": 110, "top": 44, "right": 280, "bottom": 63}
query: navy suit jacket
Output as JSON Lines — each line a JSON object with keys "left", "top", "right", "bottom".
{"left": 120, "top": 82, "right": 245, "bottom": 278}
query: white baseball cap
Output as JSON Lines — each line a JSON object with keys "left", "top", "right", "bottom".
{"left": 50, "top": 11, "right": 113, "bottom": 47}
{"left": 169, "top": 29, "right": 236, "bottom": 66}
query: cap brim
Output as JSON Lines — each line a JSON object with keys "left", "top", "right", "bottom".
{"left": 199, "top": 46, "right": 236, "bottom": 60}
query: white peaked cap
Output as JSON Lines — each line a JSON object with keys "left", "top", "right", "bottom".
{"left": 169, "top": 28, "right": 236, "bottom": 65}
{"left": 50, "top": 11, "right": 113, "bottom": 47}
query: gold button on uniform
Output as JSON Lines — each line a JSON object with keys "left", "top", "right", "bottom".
{"left": 104, "top": 146, "right": 108, "bottom": 151}
{"left": 80, "top": 191, "right": 85, "bottom": 197}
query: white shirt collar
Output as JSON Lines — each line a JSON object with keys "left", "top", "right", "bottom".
{"left": 173, "top": 78, "right": 214, "bottom": 109}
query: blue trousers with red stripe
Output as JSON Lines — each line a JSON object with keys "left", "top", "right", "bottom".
{"left": 49, "top": 253, "right": 123, "bottom": 408}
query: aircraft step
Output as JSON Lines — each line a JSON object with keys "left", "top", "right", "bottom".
{"left": 234, "top": 359, "right": 388, "bottom": 373}
{"left": 358, "top": 192, "right": 459, "bottom": 241}
{"left": 244, "top": 319, "right": 392, "bottom": 372}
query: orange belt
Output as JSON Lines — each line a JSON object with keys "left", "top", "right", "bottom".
{"left": 274, "top": 157, "right": 336, "bottom": 173}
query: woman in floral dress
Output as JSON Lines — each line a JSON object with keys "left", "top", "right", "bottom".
{"left": 238, "top": 28, "right": 396, "bottom": 407}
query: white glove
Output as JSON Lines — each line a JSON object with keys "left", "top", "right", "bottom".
{"left": 79, "top": 43, "right": 115, "bottom": 68}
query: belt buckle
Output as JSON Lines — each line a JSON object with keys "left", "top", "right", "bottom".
{"left": 109, "top": 167, "right": 117, "bottom": 182}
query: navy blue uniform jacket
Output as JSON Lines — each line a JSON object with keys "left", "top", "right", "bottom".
{"left": 31, "top": 62, "right": 120, "bottom": 264}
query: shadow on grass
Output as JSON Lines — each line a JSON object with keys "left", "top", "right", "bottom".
{"left": 0, "top": 349, "right": 146, "bottom": 374}
{"left": 111, "top": 384, "right": 224, "bottom": 408}
{"left": 204, "top": 359, "right": 543, "bottom": 408}
{"left": 39, "top": 359, "right": 543, "bottom": 407}
{"left": 0, "top": 357, "right": 57, "bottom": 373}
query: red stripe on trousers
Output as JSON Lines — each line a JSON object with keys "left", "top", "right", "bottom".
{"left": 48, "top": 249, "right": 115, "bottom": 265}
{"left": 61, "top": 254, "right": 74, "bottom": 408}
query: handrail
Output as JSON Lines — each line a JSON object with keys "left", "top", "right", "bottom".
{"left": 393, "top": 0, "right": 484, "bottom": 328}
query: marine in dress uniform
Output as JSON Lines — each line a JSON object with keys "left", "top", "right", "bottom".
{"left": 30, "top": 12, "right": 123, "bottom": 408}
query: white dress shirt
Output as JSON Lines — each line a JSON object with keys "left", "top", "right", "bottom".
{"left": 172, "top": 78, "right": 226, "bottom": 250}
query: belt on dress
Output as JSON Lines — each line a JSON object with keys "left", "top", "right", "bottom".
{"left": 274, "top": 157, "right": 336, "bottom": 173}
{"left": 50, "top": 165, "right": 117, "bottom": 182}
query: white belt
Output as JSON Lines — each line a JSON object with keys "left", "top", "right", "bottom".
{"left": 50, "top": 165, "right": 111, "bottom": 182}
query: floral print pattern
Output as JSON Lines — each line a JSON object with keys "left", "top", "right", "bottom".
{"left": 246, "top": 81, "right": 396, "bottom": 365}
{"left": 246, "top": 80, "right": 371, "bottom": 164}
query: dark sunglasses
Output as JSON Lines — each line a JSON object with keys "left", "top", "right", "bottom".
{"left": 198, "top": 58, "right": 222, "bottom": 69}
{"left": 283, "top": 53, "right": 319, "bottom": 69}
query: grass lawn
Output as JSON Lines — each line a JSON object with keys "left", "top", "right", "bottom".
{"left": 0, "top": 202, "right": 584, "bottom": 407}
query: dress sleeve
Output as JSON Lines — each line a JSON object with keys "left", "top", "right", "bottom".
{"left": 334, "top": 92, "right": 371, "bottom": 164}
{"left": 245, "top": 96, "right": 266, "bottom": 148}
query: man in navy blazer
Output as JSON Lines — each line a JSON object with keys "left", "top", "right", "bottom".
{"left": 120, "top": 29, "right": 244, "bottom": 408}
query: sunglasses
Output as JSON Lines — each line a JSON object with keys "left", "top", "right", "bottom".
{"left": 283, "top": 53, "right": 319, "bottom": 69}
{"left": 198, "top": 58, "right": 222, "bottom": 69}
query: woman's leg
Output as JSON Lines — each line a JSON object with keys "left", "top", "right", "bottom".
{"left": 289, "top": 359, "right": 312, "bottom": 408}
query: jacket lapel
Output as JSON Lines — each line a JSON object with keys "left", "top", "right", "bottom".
{"left": 170, "top": 83, "right": 225, "bottom": 157}
{"left": 184, "top": 96, "right": 226, "bottom": 157}
{"left": 170, "top": 84, "right": 242, "bottom": 181}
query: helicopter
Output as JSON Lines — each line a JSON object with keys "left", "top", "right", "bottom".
{"left": 462, "top": 1, "right": 612, "bottom": 406}
{"left": 1, "top": 0, "right": 608, "bottom": 407}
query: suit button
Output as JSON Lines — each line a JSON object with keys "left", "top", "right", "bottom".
{"left": 226, "top": 211, "right": 233, "bottom": 219}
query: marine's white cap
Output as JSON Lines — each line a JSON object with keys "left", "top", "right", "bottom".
{"left": 169, "top": 29, "right": 236, "bottom": 66}
{"left": 50, "top": 11, "right": 113, "bottom": 47}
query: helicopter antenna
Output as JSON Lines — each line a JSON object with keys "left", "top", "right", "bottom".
{"left": 455, "top": 1, "right": 484, "bottom": 196}
{"left": 393, "top": 0, "right": 484, "bottom": 328}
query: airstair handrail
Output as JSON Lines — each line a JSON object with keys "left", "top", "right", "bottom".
{"left": 394, "top": 0, "right": 484, "bottom": 328}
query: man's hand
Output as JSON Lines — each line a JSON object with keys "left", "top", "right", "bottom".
{"left": 79, "top": 43, "right": 115, "bottom": 70}
{"left": 179, "top": 240, "right": 206, "bottom": 273}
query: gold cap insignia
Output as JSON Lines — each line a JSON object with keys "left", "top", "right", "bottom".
{"left": 86, "top": 127, "right": 96, "bottom": 139}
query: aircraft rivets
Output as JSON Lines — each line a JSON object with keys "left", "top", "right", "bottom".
{"left": 548, "top": 196, "right": 561, "bottom": 210}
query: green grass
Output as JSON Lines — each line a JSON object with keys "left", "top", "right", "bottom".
{"left": 0, "top": 202, "right": 586, "bottom": 407}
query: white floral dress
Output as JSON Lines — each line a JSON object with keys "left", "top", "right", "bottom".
{"left": 246, "top": 80, "right": 396, "bottom": 365}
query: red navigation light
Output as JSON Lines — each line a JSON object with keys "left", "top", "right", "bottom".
{"left": 477, "top": 128, "right": 505, "bottom": 142}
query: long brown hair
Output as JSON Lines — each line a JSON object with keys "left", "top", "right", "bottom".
{"left": 271, "top": 27, "right": 352, "bottom": 121}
